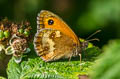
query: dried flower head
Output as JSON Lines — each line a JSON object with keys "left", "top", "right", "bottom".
{"left": 12, "top": 38, "right": 27, "bottom": 53}
{"left": 0, "top": 18, "right": 32, "bottom": 63}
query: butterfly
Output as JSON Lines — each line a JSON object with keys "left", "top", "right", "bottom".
{"left": 34, "top": 10, "right": 84, "bottom": 62}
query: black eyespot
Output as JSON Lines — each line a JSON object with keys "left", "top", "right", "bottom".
{"left": 48, "top": 19, "right": 54, "bottom": 25}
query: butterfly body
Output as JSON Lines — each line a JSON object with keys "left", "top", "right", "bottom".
{"left": 34, "top": 10, "right": 81, "bottom": 62}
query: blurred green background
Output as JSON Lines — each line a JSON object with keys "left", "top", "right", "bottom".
{"left": 0, "top": 0, "right": 120, "bottom": 47}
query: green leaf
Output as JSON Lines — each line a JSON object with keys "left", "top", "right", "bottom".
{"left": 90, "top": 39, "right": 120, "bottom": 79}
{"left": 0, "top": 76, "right": 6, "bottom": 79}
{"left": 7, "top": 41, "right": 101, "bottom": 79}
{"left": 7, "top": 58, "right": 22, "bottom": 79}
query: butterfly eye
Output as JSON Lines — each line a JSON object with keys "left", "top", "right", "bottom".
{"left": 48, "top": 19, "right": 54, "bottom": 25}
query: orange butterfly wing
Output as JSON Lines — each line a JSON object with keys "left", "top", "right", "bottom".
{"left": 34, "top": 10, "right": 81, "bottom": 61}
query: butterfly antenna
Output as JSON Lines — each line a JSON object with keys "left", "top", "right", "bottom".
{"left": 86, "top": 30, "right": 101, "bottom": 40}
{"left": 87, "top": 38, "right": 100, "bottom": 42}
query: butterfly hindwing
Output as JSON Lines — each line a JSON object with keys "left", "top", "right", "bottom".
{"left": 34, "top": 10, "right": 81, "bottom": 61}
{"left": 34, "top": 29, "right": 79, "bottom": 61}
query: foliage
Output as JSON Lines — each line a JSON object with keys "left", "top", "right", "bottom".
{"left": 0, "top": 0, "right": 119, "bottom": 78}
{"left": 90, "top": 40, "right": 120, "bottom": 79}
{"left": 0, "top": 51, "right": 5, "bottom": 60}
{"left": 0, "top": 76, "right": 6, "bottom": 79}
{"left": 7, "top": 41, "right": 101, "bottom": 79}
{"left": 78, "top": 0, "right": 120, "bottom": 32}
{"left": 7, "top": 57, "right": 92, "bottom": 79}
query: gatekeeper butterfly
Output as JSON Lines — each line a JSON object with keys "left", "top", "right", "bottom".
{"left": 34, "top": 10, "right": 82, "bottom": 62}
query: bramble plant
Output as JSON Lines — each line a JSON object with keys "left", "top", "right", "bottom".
{"left": 0, "top": 18, "right": 32, "bottom": 63}
{"left": 7, "top": 39, "right": 101, "bottom": 79}
{"left": 90, "top": 40, "right": 120, "bottom": 79}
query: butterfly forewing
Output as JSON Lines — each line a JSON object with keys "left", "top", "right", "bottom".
{"left": 34, "top": 10, "right": 81, "bottom": 61}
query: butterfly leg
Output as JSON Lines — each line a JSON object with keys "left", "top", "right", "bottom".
{"left": 69, "top": 53, "right": 73, "bottom": 62}
{"left": 69, "top": 55, "right": 72, "bottom": 62}
{"left": 79, "top": 53, "right": 82, "bottom": 70}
